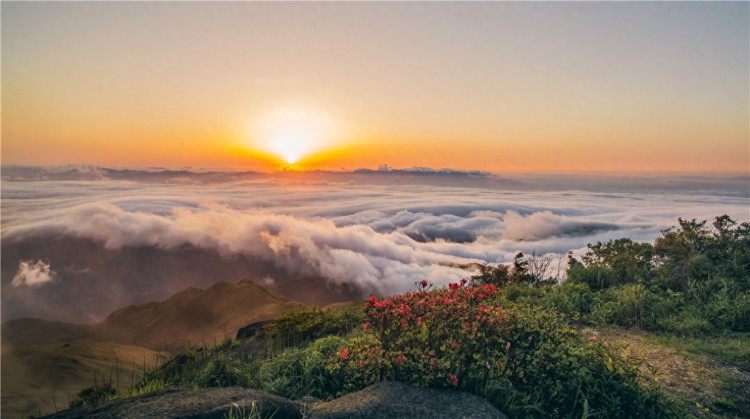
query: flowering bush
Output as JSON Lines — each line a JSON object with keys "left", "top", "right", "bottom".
{"left": 327, "top": 281, "right": 674, "bottom": 418}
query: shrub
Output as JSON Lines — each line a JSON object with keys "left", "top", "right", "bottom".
{"left": 258, "top": 335, "right": 347, "bottom": 399}
{"left": 265, "top": 307, "right": 364, "bottom": 348}
{"left": 591, "top": 284, "right": 664, "bottom": 329}
{"left": 327, "top": 282, "right": 675, "bottom": 418}
{"left": 567, "top": 264, "right": 618, "bottom": 291}
{"left": 538, "top": 282, "right": 596, "bottom": 319}
{"left": 196, "top": 355, "right": 253, "bottom": 388}
{"left": 69, "top": 382, "right": 117, "bottom": 408}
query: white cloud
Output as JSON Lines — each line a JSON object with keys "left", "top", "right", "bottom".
{"left": 11, "top": 260, "right": 58, "bottom": 287}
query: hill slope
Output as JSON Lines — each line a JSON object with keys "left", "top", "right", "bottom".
{"left": 1, "top": 339, "right": 168, "bottom": 418}
{"left": 92, "top": 279, "right": 307, "bottom": 351}
{"left": 1, "top": 279, "right": 310, "bottom": 418}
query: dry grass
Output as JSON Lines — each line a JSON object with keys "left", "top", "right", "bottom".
{"left": 1, "top": 339, "right": 169, "bottom": 418}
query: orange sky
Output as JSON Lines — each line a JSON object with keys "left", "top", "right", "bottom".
{"left": 2, "top": 2, "right": 748, "bottom": 174}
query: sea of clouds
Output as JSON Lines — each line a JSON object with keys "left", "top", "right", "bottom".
{"left": 2, "top": 168, "right": 748, "bottom": 322}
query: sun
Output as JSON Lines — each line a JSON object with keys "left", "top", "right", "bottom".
{"left": 250, "top": 106, "right": 336, "bottom": 165}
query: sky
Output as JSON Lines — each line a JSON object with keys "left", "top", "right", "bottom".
{"left": 2, "top": 1, "right": 749, "bottom": 173}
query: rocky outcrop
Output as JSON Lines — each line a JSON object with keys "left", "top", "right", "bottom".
{"left": 42, "top": 381, "right": 508, "bottom": 419}
{"left": 41, "top": 387, "right": 303, "bottom": 419}
{"left": 303, "top": 381, "right": 507, "bottom": 419}
{"left": 236, "top": 319, "right": 273, "bottom": 340}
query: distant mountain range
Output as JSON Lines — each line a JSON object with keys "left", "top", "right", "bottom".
{"left": 4, "top": 164, "right": 747, "bottom": 196}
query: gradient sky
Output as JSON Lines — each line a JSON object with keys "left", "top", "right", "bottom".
{"left": 2, "top": 1, "right": 748, "bottom": 173}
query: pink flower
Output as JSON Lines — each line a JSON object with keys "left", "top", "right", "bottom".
{"left": 362, "top": 323, "right": 370, "bottom": 329}
{"left": 590, "top": 335, "right": 597, "bottom": 341}
{"left": 505, "top": 341, "right": 511, "bottom": 351}
{"left": 359, "top": 360, "right": 366, "bottom": 367}
{"left": 447, "top": 373, "right": 459, "bottom": 387}
{"left": 339, "top": 348, "right": 349, "bottom": 360}
{"left": 416, "top": 317, "right": 422, "bottom": 326}
{"left": 395, "top": 354, "right": 406, "bottom": 363}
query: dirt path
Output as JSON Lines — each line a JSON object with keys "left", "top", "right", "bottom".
{"left": 591, "top": 327, "right": 750, "bottom": 418}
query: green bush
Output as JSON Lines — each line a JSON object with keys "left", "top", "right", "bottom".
{"left": 69, "top": 382, "right": 117, "bottom": 408}
{"left": 265, "top": 307, "right": 364, "bottom": 348}
{"left": 567, "top": 264, "right": 618, "bottom": 291}
{"left": 196, "top": 355, "right": 254, "bottom": 388}
{"left": 539, "top": 282, "right": 596, "bottom": 319}
{"left": 591, "top": 284, "right": 666, "bottom": 329}
{"left": 258, "top": 335, "right": 347, "bottom": 399}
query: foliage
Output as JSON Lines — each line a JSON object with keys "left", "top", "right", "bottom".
{"left": 498, "top": 215, "right": 750, "bottom": 334}
{"left": 265, "top": 306, "right": 365, "bottom": 348}
{"left": 472, "top": 252, "right": 563, "bottom": 287}
{"left": 326, "top": 281, "right": 675, "bottom": 418}
{"left": 69, "top": 382, "right": 117, "bottom": 408}
{"left": 122, "top": 214, "right": 749, "bottom": 418}
{"left": 257, "top": 335, "right": 347, "bottom": 399}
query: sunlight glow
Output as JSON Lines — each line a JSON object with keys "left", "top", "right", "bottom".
{"left": 251, "top": 107, "right": 337, "bottom": 165}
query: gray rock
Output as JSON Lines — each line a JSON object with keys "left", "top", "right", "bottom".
{"left": 304, "top": 381, "right": 506, "bottom": 419}
{"left": 236, "top": 320, "right": 273, "bottom": 340}
{"left": 41, "top": 387, "right": 302, "bottom": 419}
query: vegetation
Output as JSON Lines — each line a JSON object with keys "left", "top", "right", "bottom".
{"left": 87, "top": 215, "right": 747, "bottom": 418}
{"left": 473, "top": 215, "right": 750, "bottom": 336}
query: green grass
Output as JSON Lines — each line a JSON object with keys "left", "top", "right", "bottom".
{"left": 647, "top": 333, "right": 750, "bottom": 365}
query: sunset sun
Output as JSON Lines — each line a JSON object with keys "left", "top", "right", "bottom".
{"left": 251, "top": 107, "right": 337, "bottom": 165}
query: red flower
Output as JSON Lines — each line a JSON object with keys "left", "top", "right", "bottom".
{"left": 395, "top": 354, "right": 406, "bottom": 363}
{"left": 359, "top": 360, "right": 366, "bottom": 367}
{"left": 362, "top": 323, "right": 370, "bottom": 329}
{"left": 590, "top": 335, "right": 598, "bottom": 341}
{"left": 339, "top": 348, "right": 349, "bottom": 360}
{"left": 447, "top": 373, "right": 459, "bottom": 387}
{"left": 420, "top": 280, "right": 428, "bottom": 288}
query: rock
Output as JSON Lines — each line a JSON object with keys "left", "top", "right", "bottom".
{"left": 42, "top": 387, "right": 303, "bottom": 419}
{"left": 236, "top": 320, "right": 273, "bottom": 340}
{"left": 304, "top": 381, "right": 506, "bottom": 419}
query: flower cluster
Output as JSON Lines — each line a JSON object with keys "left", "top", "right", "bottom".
{"left": 328, "top": 281, "right": 520, "bottom": 389}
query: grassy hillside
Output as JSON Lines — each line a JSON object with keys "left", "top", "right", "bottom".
{"left": 1, "top": 318, "right": 92, "bottom": 346}
{"left": 93, "top": 279, "right": 307, "bottom": 351}
{"left": 1, "top": 279, "right": 310, "bottom": 418}
{"left": 1, "top": 339, "right": 168, "bottom": 418}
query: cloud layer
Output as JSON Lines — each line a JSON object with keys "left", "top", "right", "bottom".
{"left": 2, "top": 174, "right": 748, "bottom": 321}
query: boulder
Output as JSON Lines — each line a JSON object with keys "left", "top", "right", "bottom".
{"left": 42, "top": 387, "right": 303, "bottom": 419}
{"left": 304, "top": 381, "right": 506, "bottom": 419}
{"left": 236, "top": 320, "right": 273, "bottom": 340}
